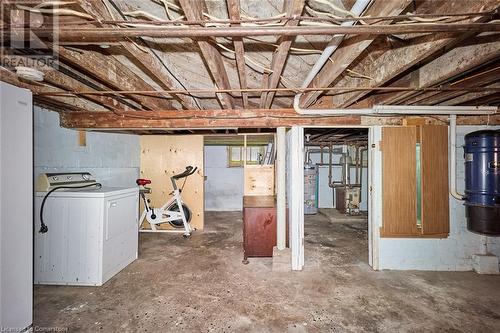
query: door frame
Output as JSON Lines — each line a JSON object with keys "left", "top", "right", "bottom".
{"left": 289, "top": 125, "right": 378, "bottom": 270}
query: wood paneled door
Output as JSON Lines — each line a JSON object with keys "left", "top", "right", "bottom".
{"left": 381, "top": 125, "right": 449, "bottom": 238}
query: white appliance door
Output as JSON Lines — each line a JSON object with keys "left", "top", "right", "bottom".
{"left": 287, "top": 126, "right": 304, "bottom": 271}
{"left": 0, "top": 82, "right": 33, "bottom": 330}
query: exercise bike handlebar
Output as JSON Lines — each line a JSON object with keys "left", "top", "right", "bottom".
{"left": 171, "top": 166, "right": 198, "bottom": 180}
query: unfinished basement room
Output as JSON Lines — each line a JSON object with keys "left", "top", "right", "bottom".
{"left": 1, "top": 0, "right": 500, "bottom": 332}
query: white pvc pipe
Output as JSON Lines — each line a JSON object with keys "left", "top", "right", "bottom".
{"left": 449, "top": 115, "right": 465, "bottom": 201}
{"left": 292, "top": 0, "right": 499, "bottom": 117}
{"left": 276, "top": 127, "right": 286, "bottom": 250}
{"left": 294, "top": 0, "right": 373, "bottom": 115}
{"left": 375, "top": 105, "right": 497, "bottom": 115}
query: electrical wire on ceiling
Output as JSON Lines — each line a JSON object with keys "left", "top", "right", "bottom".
{"left": 105, "top": 0, "right": 203, "bottom": 109}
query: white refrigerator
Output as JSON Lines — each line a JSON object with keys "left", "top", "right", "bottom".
{"left": 0, "top": 82, "right": 33, "bottom": 331}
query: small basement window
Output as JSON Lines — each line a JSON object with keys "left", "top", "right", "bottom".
{"left": 228, "top": 146, "right": 265, "bottom": 167}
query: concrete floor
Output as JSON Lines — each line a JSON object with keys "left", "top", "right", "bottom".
{"left": 318, "top": 208, "right": 368, "bottom": 223}
{"left": 35, "top": 212, "right": 500, "bottom": 332}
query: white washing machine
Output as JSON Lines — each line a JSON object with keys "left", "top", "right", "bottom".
{"left": 34, "top": 173, "right": 139, "bottom": 286}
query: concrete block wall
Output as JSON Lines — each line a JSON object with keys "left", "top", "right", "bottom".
{"left": 378, "top": 125, "right": 500, "bottom": 271}
{"left": 204, "top": 146, "right": 244, "bottom": 211}
{"left": 34, "top": 107, "right": 140, "bottom": 187}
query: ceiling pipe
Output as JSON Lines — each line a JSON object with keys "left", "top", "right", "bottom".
{"left": 374, "top": 105, "right": 498, "bottom": 115}
{"left": 33, "top": 22, "right": 500, "bottom": 41}
{"left": 293, "top": 0, "right": 373, "bottom": 115}
{"left": 293, "top": 2, "right": 499, "bottom": 117}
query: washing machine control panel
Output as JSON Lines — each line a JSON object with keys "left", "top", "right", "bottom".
{"left": 36, "top": 172, "right": 97, "bottom": 191}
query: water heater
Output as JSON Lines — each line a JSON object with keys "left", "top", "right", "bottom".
{"left": 463, "top": 130, "right": 500, "bottom": 236}
{"left": 304, "top": 164, "right": 318, "bottom": 215}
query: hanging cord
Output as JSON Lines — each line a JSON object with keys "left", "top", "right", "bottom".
{"left": 39, "top": 183, "right": 102, "bottom": 233}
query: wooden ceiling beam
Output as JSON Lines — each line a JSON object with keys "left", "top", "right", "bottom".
{"left": 179, "top": 0, "right": 235, "bottom": 109}
{"left": 77, "top": 0, "right": 199, "bottom": 110}
{"left": 299, "top": 0, "right": 411, "bottom": 108}
{"left": 58, "top": 109, "right": 500, "bottom": 130}
{"left": 259, "top": 0, "right": 305, "bottom": 109}
{"left": 440, "top": 82, "right": 500, "bottom": 106}
{"left": 0, "top": 67, "right": 104, "bottom": 111}
{"left": 227, "top": 0, "right": 248, "bottom": 109}
{"left": 329, "top": 0, "right": 500, "bottom": 108}
{"left": 460, "top": 93, "right": 500, "bottom": 106}
{"left": 377, "top": 34, "right": 500, "bottom": 105}
{"left": 32, "top": 22, "right": 500, "bottom": 42}
{"left": 60, "top": 109, "right": 362, "bottom": 128}
{"left": 1, "top": 54, "right": 138, "bottom": 112}
{"left": 407, "top": 65, "right": 500, "bottom": 105}
{"left": 55, "top": 46, "right": 169, "bottom": 110}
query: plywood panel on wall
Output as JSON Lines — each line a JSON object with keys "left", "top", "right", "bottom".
{"left": 381, "top": 127, "right": 420, "bottom": 237}
{"left": 140, "top": 135, "right": 204, "bottom": 230}
{"left": 420, "top": 125, "right": 449, "bottom": 236}
{"left": 244, "top": 165, "right": 275, "bottom": 196}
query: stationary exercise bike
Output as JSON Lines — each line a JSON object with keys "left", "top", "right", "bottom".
{"left": 137, "top": 166, "right": 197, "bottom": 237}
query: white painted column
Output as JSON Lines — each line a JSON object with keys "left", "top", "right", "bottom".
{"left": 276, "top": 127, "right": 287, "bottom": 250}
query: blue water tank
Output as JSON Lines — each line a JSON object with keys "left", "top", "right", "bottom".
{"left": 463, "top": 130, "right": 500, "bottom": 236}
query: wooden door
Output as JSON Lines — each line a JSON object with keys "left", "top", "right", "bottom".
{"left": 381, "top": 127, "right": 420, "bottom": 237}
{"left": 140, "top": 135, "right": 204, "bottom": 230}
{"left": 420, "top": 125, "right": 449, "bottom": 236}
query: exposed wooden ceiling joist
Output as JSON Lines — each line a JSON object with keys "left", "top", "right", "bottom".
{"left": 298, "top": 0, "right": 412, "bottom": 108}
{"left": 227, "top": 0, "right": 249, "bottom": 108}
{"left": 179, "top": 0, "right": 235, "bottom": 109}
{"left": 59, "top": 109, "right": 500, "bottom": 130}
{"left": 440, "top": 82, "right": 500, "bottom": 106}
{"left": 78, "top": 0, "right": 199, "bottom": 110}
{"left": 56, "top": 46, "right": 171, "bottom": 110}
{"left": 376, "top": 34, "right": 500, "bottom": 105}
{"left": 32, "top": 22, "right": 500, "bottom": 42}
{"left": 259, "top": 0, "right": 305, "bottom": 109}
{"left": 327, "top": 0, "right": 500, "bottom": 108}
{"left": 60, "top": 108, "right": 361, "bottom": 128}
{"left": 2, "top": 0, "right": 500, "bottom": 114}
{"left": 0, "top": 67, "right": 104, "bottom": 112}
{"left": 1, "top": 54, "right": 139, "bottom": 113}
{"left": 405, "top": 65, "right": 500, "bottom": 106}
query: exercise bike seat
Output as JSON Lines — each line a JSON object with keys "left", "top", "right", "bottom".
{"left": 136, "top": 178, "right": 152, "bottom": 186}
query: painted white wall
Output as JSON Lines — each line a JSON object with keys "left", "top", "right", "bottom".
{"left": 0, "top": 82, "right": 33, "bottom": 331}
{"left": 204, "top": 146, "right": 244, "bottom": 211}
{"left": 34, "top": 107, "right": 140, "bottom": 187}
{"left": 377, "top": 125, "right": 500, "bottom": 271}
{"left": 308, "top": 148, "right": 368, "bottom": 210}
